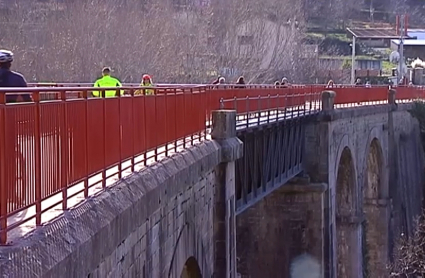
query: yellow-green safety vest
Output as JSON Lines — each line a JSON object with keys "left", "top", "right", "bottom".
{"left": 135, "top": 83, "right": 155, "bottom": 95}
{"left": 93, "top": 75, "right": 124, "bottom": 97}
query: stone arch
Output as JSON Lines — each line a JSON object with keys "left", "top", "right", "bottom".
{"left": 362, "top": 126, "right": 388, "bottom": 198}
{"left": 365, "top": 138, "right": 384, "bottom": 199}
{"left": 181, "top": 257, "right": 202, "bottom": 278}
{"left": 362, "top": 138, "right": 388, "bottom": 277}
{"left": 167, "top": 219, "right": 210, "bottom": 278}
{"left": 335, "top": 146, "right": 358, "bottom": 278}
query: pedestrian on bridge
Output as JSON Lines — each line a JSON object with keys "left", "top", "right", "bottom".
{"left": 355, "top": 78, "right": 362, "bottom": 86}
{"left": 92, "top": 67, "right": 123, "bottom": 97}
{"left": 235, "top": 76, "right": 246, "bottom": 89}
{"left": 0, "top": 49, "right": 32, "bottom": 103}
{"left": 326, "top": 80, "right": 335, "bottom": 88}
{"left": 135, "top": 74, "right": 155, "bottom": 95}
{"left": 281, "top": 77, "right": 290, "bottom": 88}
{"left": 211, "top": 76, "right": 222, "bottom": 84}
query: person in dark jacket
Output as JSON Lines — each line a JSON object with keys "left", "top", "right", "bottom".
{"left": 0, "top": 49, "right": 31, "bottom": 103}
{"left": 212, "top": 76, "right": 223, "bottom": 85}
{"left": 281, "top": 77, "right": 290, "bottom": 88}
{"left": 235, "top": 76, "right": 246, "bottom": 88}
{"left": 354, "top": 78, "right": 362, "bottom": 87}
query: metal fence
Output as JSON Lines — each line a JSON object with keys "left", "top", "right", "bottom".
{"left": 219, "top": 87, "right": 323, "bottom": 129}
{"left": 0, "top": 84, "right": 424, "bottom": 244}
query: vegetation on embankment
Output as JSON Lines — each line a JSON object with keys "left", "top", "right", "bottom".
{"left": 389, "top": 214, "right": 425, "bottom": 277}
{"left": 390, "top": 101, "right": 425, "bottom": 277}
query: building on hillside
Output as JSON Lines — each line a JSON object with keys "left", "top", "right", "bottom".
{"left": 407, "top": 29, "right": 425, "bottom": 40}
{"left": 391, "top": 39, "right": 425, "bottom": 60}
{"left": 316, "top": 69, "right": 382, "bottom": 84}
{"left": 346, "top": 28, "right": 410, "bottom": 48}
{"left": 319, "top": 57, "right": 382, "bottom": 70}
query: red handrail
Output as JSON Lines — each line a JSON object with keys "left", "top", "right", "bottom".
{"left": 0, "top": 84, "right": 422, "bottom": 244}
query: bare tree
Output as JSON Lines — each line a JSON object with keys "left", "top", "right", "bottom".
{"left": 206, "top": 0, "right": 306, "bottom": 83}
{"left": 390, "top": 213, "right": 425, "bottom": 277}
{"left": 0, "top": 0, "right": 308, "bottom": 84}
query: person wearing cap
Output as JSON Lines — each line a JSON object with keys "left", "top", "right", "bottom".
{"left": 92, "top": 67, "right": 123, "bottom": 97}
{"left": 0, "top": 49, "right": 32, "bottom": 103}
{"left": 135, "top": 74, "right": 155, "bottom": 95}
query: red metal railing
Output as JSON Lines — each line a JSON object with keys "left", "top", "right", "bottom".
{"left": 0, "top": 86, "right": 210, "bottom": 244}
{"left": 0, "top": 84, "right": 424, "bottom": 244}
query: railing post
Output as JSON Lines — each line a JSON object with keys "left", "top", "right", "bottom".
{"left": 102, "top": 89, "right": 107, "bottom": 188}
{"left": 321, "top": 91, "right": 336, "bottom": 111}
{"left": 117, "top": 89, "right": 122, "bottom": 180}
{"left": 83, "top": 90, "right": 89, "bottom": 198}
{"left": 0, "top": 93, "right": 6, "bottom": 244}
{"left": 60, "top": 90, "right": 68, "bottom": 210}
{"left": 211, "top": 109, "right": 243, "bottom": 278}
{"left": 33, "top": 91, "right": 42, "bottom": 225}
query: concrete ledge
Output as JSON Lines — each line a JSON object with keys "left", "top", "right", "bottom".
{"left": 317, "top": 102, "right": 415, "bottom": 122}
{"left": 216, "top": 137, "right": 243, "bottom": 163}
{"left": 277, "top": 183, "right": 328, "bottom": 193}
{"left": 319, "top": 105, "right": 390, "bottom": 121}
{"left": 0, "top": 139, "right": 224, "bottom": 278}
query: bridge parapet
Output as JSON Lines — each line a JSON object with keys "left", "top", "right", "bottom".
{"left": 0, "top": 110, "right": 242, "bottom": 278}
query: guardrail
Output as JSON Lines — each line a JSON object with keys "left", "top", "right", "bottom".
{"left": 0, "top": 84, "right": 423, "bottom": 244}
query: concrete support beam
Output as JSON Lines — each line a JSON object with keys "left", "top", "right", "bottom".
{"left": 211, "top": 109, "right": 242, "bottom": 278}
{"left": 388, "top": 89, "right": 396, "bottom": 108}
{"left": 322, "top": 91, "right": 336, "bottom": 111}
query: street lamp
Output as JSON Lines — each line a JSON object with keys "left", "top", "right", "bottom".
{"left": 397, "top": 15, "right": 405, "bottom": 85}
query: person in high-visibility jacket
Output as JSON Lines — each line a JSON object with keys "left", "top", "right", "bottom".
{"left": 135, "top": 74, "right": 154, "bottom": 95}
{"left": 92, "top": 67, "right": 123, "bottom": 97}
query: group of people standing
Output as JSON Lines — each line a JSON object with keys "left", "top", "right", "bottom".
{"left": 0, "top": 49, "right": 156, "bottom": 101}
{"left": 1, "top": 48, "right": 296, "bottom": 102}
{"left": 211, "top": 75, "right": 291, "bottom": 88}
{"left": 93, "top": 67, "right": 154, "bottom": 97}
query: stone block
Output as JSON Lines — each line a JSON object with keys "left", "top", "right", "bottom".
{"left": 211, "top": 110, "right": 237, "bottom": 140}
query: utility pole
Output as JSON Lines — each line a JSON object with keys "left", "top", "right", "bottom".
{"left": 369, "top": 0, "right": 374, "bottom": 23}
{"left": 350, "top": 36, "right": 356, "bottom": 84}
{"left": 397, "top": 14, "right": 407, "bottom": 85}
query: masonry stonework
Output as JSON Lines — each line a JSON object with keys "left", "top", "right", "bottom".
{"left": 236, "top": 181, "right": 326, "bottom": 278}
{"left": 304, "top": 91, "right": 424, "bottom": 278}
{"left": 0, "top": 142, "right": 219, "bottom": 278}
{"left": 0, "top": 110, "right": 242, "bottom": 278}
